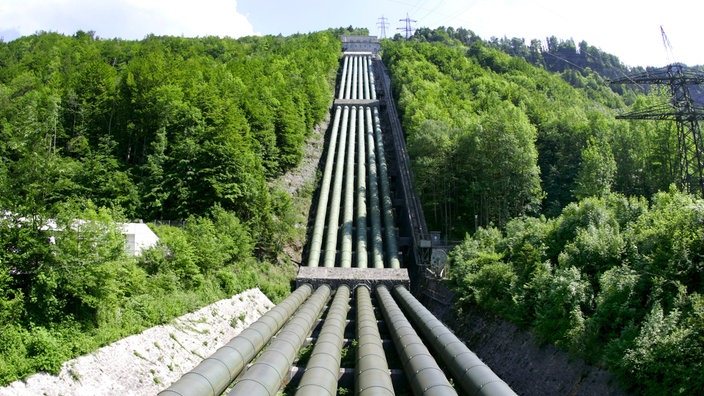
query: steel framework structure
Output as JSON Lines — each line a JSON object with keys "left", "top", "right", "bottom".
{"left": 611, "top": 63, "right": 704, "bottom": 196}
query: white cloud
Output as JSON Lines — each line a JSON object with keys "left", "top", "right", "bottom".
{"left": 0, "top": 0, "right": 255, "bottom": 41}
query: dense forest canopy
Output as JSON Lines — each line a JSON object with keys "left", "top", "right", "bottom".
{"left": 0, "top": 29, "right": 344, "bottom": 385}
{"left": 384, "top": 27, "right": 703, "bottom": 394}
{"left": 0, "top": 30, "right": 340, "bottom": 223}
{"left": 1, "top": 23, "right": 701, "bottom": 394}
{"left": 384, "top": 28, "right": 678, "bottom": 235}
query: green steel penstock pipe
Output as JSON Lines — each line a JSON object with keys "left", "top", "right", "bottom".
{"left": 338, "top": 55, "right": 349, "bottom": 100}
{"left": 307, "top": 107, "right": 342, "bottom": 267}
{"left": 365, "top": 107, "right": 384, "bottom": 268}
{"left": 356, "top": 105, "right": 369, "bottom": 269}
{"left": 376, "top": 285, "right": 457, "bottom": 396}
{"left": 351, "top": 55, "right": 358, "bottom": 100}
{"left": 340, "top": 106, "right": 356, "bottom": 268}
{"left": 323, "top": 106, "right": 350, "bottom": 267}
{"left": 158, "top": 284, "right": 313, "bottom": 396}
{"left": 356, "top": 286, "right": 394, "bottom": 396}
{"left": 295, "top": 285, "right": 351, "bottom": 396}
{"left": 373, "top": 108, "right": 400, "bottom": 269}
{"left": 344, "top": 55, "right": 353, "bottom": 99}
{"left": 363, "top": 55, "right": 371, "bottom": 100}
{"left": 392, "top": 286, "right": 517, "bottom": 396}
{"left": 228, "top": 284, "right": 332, "bottom": 395}
{"left": 358, "top": 55, "right": 365, "bottom": 100}
{"left": 369, "top": 56, "right": 377, "bottom": 101}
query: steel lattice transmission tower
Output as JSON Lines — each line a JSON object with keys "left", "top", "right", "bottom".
{"left": 397, "top": 13, "right": 416, "bottom": 39}
{"left": 377, "top": 16, "right": 389, "bottom": 39}
{"left": 611, "top": 30, "right": 704, "bottom": 196}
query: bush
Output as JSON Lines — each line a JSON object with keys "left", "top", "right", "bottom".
{"left": 620, "top": 303, "right": 703, "bottom": 395}
{"left": 448, "top": 190, "right": 704, "bottom": 393}
{"left": 26, "top": 327, "right": 67, "bottom": 374}
{"left": 464, "top": 261, "right": 517, "bottom": 317}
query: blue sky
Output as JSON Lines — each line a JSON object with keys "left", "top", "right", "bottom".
{"left": 1, "top": 0, "right": 701, "bottom": 67}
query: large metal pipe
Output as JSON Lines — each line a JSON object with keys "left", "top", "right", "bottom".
{"left": 296, "top": 285, "right": 351, "bottom": 396}
{"left": 344, "top": 55, "right": 353, "bottom": 100}
{"left": 356, "top": 286, "right": 394, "bottom": 396}
{"left": 340, "top": 107, "right": 356, "bottom": 268}
{"left": 392, "top": 286, "right": 516, "bottom": 396}
{"left": 365, "top": 106, "right": 384, "bottom": 268}
{"left": 369, "top": 56, "right": 377, "bottom": 101}
{"left": 358, "top": 55, "right": 365, "bottom": 100}
{"left": 356, "top": 106, "right": 368, "bottom": 268}
{"left": 350, "top": 56, "right": 358, "bottom": 101}
{"left": 307, "top": 107, "right": 343, "bottom": 267}
{"left": 338, "top": 55, "right": 349, "bottom": 100}
{"left": 158, "top": 284, "right": 313, "bottom": 396}
{"left": 373, "top": 108, "right": 400, "bottom": 269}
{"left": 323, "top": 106, "right": 350, "bottom": 267}
{"left": 362, "top": 55, "right": 370, "bottom": 100}
{"left": 228, "top": 285, "right": 332, "bottom": 395}
{"left": 376, "top": 285, "right": 457, "bottom": 396}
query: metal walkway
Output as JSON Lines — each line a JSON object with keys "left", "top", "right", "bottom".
{"left": 160, "top": 44, "right": 516, "bottom": 396}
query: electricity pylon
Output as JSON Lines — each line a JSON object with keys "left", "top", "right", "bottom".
{"left": 397, "top": 13, "right": 416, "bottom": 39}
{"left": 610, "top": 28, "right": 704, "bottom": 196}
{"left": 377, "top": 16, "right": 389, "bottom": 39}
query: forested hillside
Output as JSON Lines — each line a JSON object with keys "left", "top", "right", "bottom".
{"left": 0, "top": 30, "right": 341, "bottom": 385}
{"left": 383, "top": 30, "right": 675, "bottom": 234}
{"left": 384, "top": 29, "right": 702, "bottom": 394}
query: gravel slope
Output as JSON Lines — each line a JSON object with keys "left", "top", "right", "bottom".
{"left": 0, "top": 288, "right": 273, "bottom": 396}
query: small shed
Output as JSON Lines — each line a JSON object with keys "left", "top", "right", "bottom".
{"left": 121, "top": 222, "right": 159, "bottom": 256}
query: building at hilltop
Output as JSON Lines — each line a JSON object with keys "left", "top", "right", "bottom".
{"left": 341, "top": 35, "right": 380, "bottom": 55}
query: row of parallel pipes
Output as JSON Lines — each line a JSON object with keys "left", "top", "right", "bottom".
{"left": 309, "top": 52, "right": 398, "bottom": 268}
{"left": 158, "top": 285, "right": 313, "bottom": 396}
{"left": 393, "top": 286, "right": 516, "bottom": 396}
{"left": 161, "top": 283, "right": 517, "bottom": 395}
{"left": 228, "top": 285, "right": 331, "bottom": 395}
{"left": 306, "top": 109, "right": 342, "bottom": 267}
{"left": 338, "top": 55, "right": 375, "bottom": 101}
{"left": 160, "top": 50, "right": 516, "bottom": 396}
{"left": 323, "top": 106, "right": 349, "bottom": 268}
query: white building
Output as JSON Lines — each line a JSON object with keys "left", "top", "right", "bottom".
{"left": 1, "top": 212, "right": 159, "bottom": 257}
{"left": 121, "top": 222, "right": 159, "bottom": 256}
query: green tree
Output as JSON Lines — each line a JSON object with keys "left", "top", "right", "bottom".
{"left": 574, "top": 137, "right": 616, "bottom": 199}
